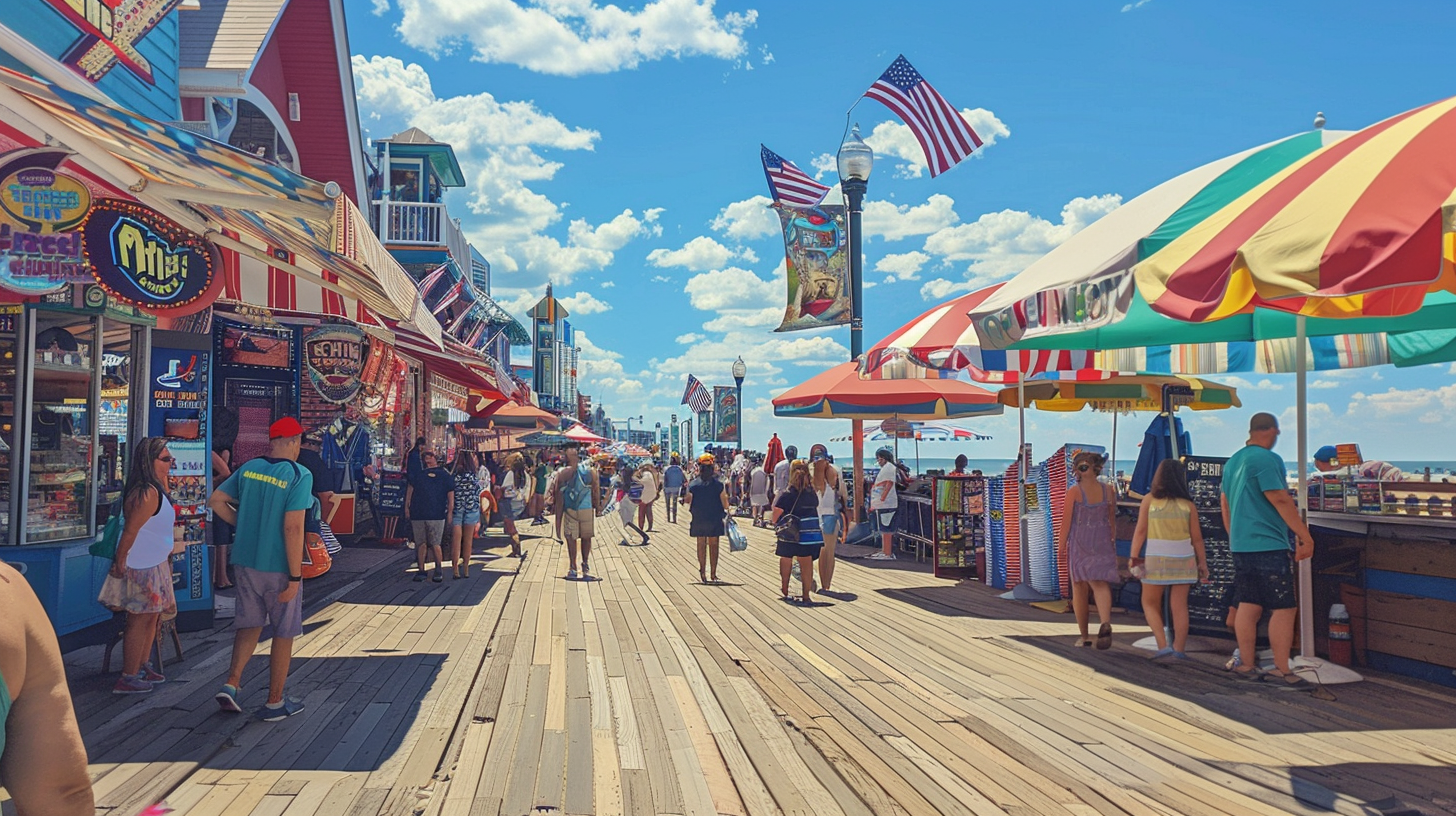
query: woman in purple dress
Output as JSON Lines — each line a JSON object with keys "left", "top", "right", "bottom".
{"left": 1059, "top": 452, "right": 1119, "bottom": 649}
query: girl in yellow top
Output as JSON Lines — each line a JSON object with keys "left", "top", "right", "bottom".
{"left": 1130, "top": 459, "right": 1208, "bottom": 659}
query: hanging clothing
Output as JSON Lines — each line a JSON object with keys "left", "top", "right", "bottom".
{"left": 322, "top": 420, "right": 371, "bottom": 493}
{"left": 1129, "top": 414, "right": 1191, "bottom": 498}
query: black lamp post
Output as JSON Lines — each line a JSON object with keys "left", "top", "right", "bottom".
{"left": 837, "top": 124, "right": 873, "bottom": 522}
{"left": 732, "top": 356, "right": 746, "bottom": 448}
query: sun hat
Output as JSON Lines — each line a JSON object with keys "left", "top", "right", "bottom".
{"left": 697, "top": 453, "right": 715, "bottom": 465}
{"left": 269, "top": 417, "right": 304, "bottom": 439}
{"left": 809, "top": 443, "right": 829, "bottom": 461}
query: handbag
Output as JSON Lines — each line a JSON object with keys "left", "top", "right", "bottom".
{"left": 775, "top": 489, "right": 802, "bottom": 545}
{"left": 90, "top": 505, "right": 123, "bottom": 559}
{"left": 726, "top": 518, "right": 748, "bottom": 552}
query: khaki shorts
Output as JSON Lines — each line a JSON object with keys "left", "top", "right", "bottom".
{"left": 562, "top": 507, "right": 595, "bottom": 541}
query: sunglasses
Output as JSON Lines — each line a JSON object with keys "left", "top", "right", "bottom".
{"left": 1076, "top": 463, "right": 1095, "bottom": 472}
{"left": 158, "top": 455, "right": 175, "bottom": 463}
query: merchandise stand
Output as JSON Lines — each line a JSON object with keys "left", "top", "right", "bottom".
{"left": 986, "top": 476, "right": 1007, "bottom": 587}
{"left": 930, "top": 475, "right": 985, "bottom": 580}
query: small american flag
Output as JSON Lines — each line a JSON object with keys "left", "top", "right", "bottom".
{"left": 760, "top": 145, "right": 831, "bottom": 207}
{"left": 863, "top": 55, "right": 982, "bottom": 177}
{"left": 681, "top": 374, "right": 712, "bottom": 412}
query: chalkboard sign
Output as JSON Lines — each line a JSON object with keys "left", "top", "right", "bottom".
{"left": 1184, "top": 456, "right": 1234, "bottom": 632}
{"left": 378, "top": 470, "right": 408, "bottom": 518}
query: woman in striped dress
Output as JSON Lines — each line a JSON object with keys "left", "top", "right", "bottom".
{"left": 1129, "top": 459, "right": 1208, "bottom": 659}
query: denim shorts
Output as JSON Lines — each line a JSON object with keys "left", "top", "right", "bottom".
{"left": 1232, "top": 549, "right": 1296, "bottom": 611}
{"left": 452, "top": 508, "right": 481, "bottom": 526}
{"left": 820, "top": 514, "right": 839, "bottom": 540}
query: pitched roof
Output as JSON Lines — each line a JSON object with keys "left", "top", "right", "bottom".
{"left": 180, "top": 0, "right": 288, "bottom": 71}
{"left": 386, "top": 127, "right": 440, "bottom": 144}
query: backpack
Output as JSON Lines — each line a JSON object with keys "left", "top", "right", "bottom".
{"left": 287, "top": 462, "right": 332, "bottom": 579}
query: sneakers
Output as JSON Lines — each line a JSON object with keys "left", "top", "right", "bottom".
{"left": 113, "top": 673, "right": 154, "bottom": 695}
{"left": 567, "top": 568, "right": 579, "bottom": 580}
{"left": 1150, "top": 647, "right": 1176, "bottom": 661}
{"left": 215, "top": 684, "right": 243, "bottom": 713}
{"left": 140, "top": 662, "right": 166, "bottom": 683}
{"left": 868, "top": 552, "right": 897, "bottom": 561}
{"left": 255, "top": 697, "right": 306, "bottom": 722}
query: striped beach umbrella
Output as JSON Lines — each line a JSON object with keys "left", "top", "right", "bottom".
{"left": 1136, "top": 96, "right": 1456, "bottom": 321}
{"left": 773, "top": 362, "right": 1003, "bottom": 420}
{"left": 827, "top": 421, "right": 993, "bottom": 443}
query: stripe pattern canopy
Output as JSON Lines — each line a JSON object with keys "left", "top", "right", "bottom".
{"left": 997, "top": 375, "right": 1240, "bottom": 414}
{"left": 774, "top": 362, "right": 1003, "bottom": 420}
{"left": 1136, "top": 96, "right": 1456, "bottom": 321}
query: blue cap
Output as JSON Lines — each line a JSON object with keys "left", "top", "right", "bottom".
{"left": 1314, "top": 445, "right": 1339, "bottom": 463}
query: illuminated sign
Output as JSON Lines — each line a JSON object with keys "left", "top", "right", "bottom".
{"left": 82, "top": 198, "right": 220, "bottom": 315}
{"left": 0, "top": 148, "right": 95, "bottom": 293}
{"left": 44, "top": 0, "right": 185, "bottom": 85}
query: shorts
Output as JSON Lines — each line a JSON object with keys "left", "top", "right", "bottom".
{"left": 751, "top": 494, "right": 769, "bottom": 509}
{"left": 234, "top": 566, "right": 304, "bottom": 638}
{"left": 873, "top": 506, "right": 898, "bottom": 529}
{"left": 563, "top": 507, "right": 595, "bottom": 541}
{"left": 452, "top": 508, "right": 482, "bottom": 526}
{"left": 506, "top": 498, "right": 527, "bottom": 520}
{"left": 97, "top": 561, "right": 176, "bottom": 615}
{"left": 1232, "top": 549, "right": 1296, "bottom": 611}
{"left": 820, "top": 514, "right": 839, "bottom": 540}
{"left": 412, "top": 519, "right": 446, "bottom": 549}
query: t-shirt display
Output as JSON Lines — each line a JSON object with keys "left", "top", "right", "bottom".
{"left": 216, "top": 457, "right": 315, "bottom": 574}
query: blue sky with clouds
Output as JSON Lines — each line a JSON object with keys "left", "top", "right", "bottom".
{"left": 345, "top": 0, "right": 1456, "bottom": 463}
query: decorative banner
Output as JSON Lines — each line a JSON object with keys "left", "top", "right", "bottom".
{"left": 303, "top": 324, "right": 366, "bottom": 404}
{"left": 0, "top": 148, "right": 94, "bottom": 293}
{"left": 972, "top": 267, "right": 1137, "bottom": 350}
{"left": 713, "top": 386, "right": 739, "bottom": 443}
{"left": 41, "top": 0, "right": 184, "bottom": 84}
{"left": 82, "top": 198, "right": 221, "bottom": 315}
{"left": 669, "top": 413, "right": 679, "bottom": 456}
{"left": 774, "top": 203, "right": 851, "bottom": 333}
{"left": 697, "top": 409, "right": 714, "bottom": 447}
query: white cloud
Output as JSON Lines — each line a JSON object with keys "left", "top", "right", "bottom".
{"left": 392, "top": 0, "right": 758, "bottom": 76}
{"left": 600, "top": 280, "right": 615, "bottom": 288}
{"left": 647, "top": 235, "right": 743, "bottom": 271}
{"left": 1222, "top": 376, "right": 1286, "bottom": 392}
{"left": 682, "top": 265, "right": 779, "bottom": 311}
{"left": 559, "top": 291, "right": 612, "bottom": 315}
{"left": 1309, "top": 379, "right": 1340, "bottom": 389}
{"left": 862, "top": 109, "right": 1010, "bottom": 178}
{"left": 372, "top": 0, "right": 390, "bottom": 14}
{"left": 675, "top": 332, "right": 704, "bottom": 344}
{"left": 710, "top": 195, "right": 779, "bottom": 241}
{"left": 651, "top": 275, "right": 673, "bottom": 283}
{"left": 917, "top": 194, "right": 1122, "bottom": 298}
{"left": 352, "top": 56, "right": 662, "bottom": 291}
{"left": 1122, "top": 0, "right": 1154, "bottom": 11}
{"left": 876, "top": 251, "right": 929, "bottom": 281}
{"left": 864, "top": 194, "right": 959, "bottom": 242}
{"left": 1348, "top": 385, "right": 1456, "bottom": 421}
{"left": 809, "top": 152, "right": 836, "bottom": 180}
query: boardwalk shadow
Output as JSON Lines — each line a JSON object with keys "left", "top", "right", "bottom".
{"left": 1222, "top": 761, "right": 1456, "bottom": 815}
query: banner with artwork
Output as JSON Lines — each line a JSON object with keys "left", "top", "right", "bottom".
{"left": 774, "top": 203, "right": 851, "bottom": 332}
{"left": 713, "top": 386, "right": 739, "bottom": 443}
{"left": 302, "top": 324, "right": 366, "bottom": 404}
{"left": 697, "top": 409, "right": 714, "bottom": 447}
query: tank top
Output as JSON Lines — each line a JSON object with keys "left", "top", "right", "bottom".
{"left": 815, "top": 467, "right": 840, "bottom": 516}
{"left": 125, "top": 491, "right": 175, "bottom": 570}
{"left": 0, "top": 666, "right": 10, "bottom": 760}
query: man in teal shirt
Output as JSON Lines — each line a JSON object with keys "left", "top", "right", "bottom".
{"left": 1220, "top": 412, "right": 1315, "bottom": 691}
{"left": 551, "top": 442, "right": 600, "bottom": 579}
{"left": 208, "top": 417, "right": 315, "bottom": 720}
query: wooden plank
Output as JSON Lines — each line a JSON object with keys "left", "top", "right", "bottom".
{"left": 1364, "top": 537, "right": 1456, "bottom": 579}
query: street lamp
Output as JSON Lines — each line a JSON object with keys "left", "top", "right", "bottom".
{"left": 838, "top": 124, "right": 873, "bottom": 523}
{"left": 732, "top": 356, "right": 746, "bottom": 448}
{"left": 626, "top": 414, "right": 643, "bottom": 444}
{"left": 655, "top": 421, "right": 662, "bottom": 451}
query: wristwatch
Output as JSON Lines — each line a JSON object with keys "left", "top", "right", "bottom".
{"left": 288, "top": 575, "right": 302, "bottom": 582}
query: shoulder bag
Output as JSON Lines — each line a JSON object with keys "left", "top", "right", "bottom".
{"left": 775, "top": 488, "right": 802, "bottom": 546}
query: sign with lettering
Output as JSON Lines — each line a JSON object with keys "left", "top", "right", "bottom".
{"left": 43, "top": 0, "right": 184, "bottom": 85}
{"left": 303, "top": 325, "right": 366, "bottom": 404}
{"left": 972, "top": 268, "right": 1137, "bottom": 350}
{"left": 0, "top": 148, "right": 95, "bottom": 293}
{"left": 82, "top": 198, "right": 221, "bottom": 315}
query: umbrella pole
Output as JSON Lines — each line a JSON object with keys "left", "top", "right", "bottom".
{"left": 1296, "top": 314, "right": 1314, "bottom": 659}
{"left": 1110, "top": 411, "right": 1118, "bottom": 491}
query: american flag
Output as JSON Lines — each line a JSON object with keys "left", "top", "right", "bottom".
{"left": 681, "top": 374, "right": 712, "bottom": 412}
{"left": 863, "top": 55, "right": 983, "bottom": 178}
{"left": 760, "top": 145, "right": 831, "bottom": 207}
{"left": 431, "top": 277, "right": 466, "bottom": 315}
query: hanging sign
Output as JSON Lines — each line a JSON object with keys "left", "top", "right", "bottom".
{"left": 0, "top": 148, "right": 95, "bottom": 293}
{"left": 82, "top": 199, "right": 221, "bottom": 315}
{"left": 303, "top": 324, "right": 366, "bottom": 404}
{"left": 713, "top": 386, "right": 739, "bottom": 443}
{"left": 972, "top": 267, "right": 1137, "bottom": 351}
{"left": 774, "top": 203, "right": 851, "bottom": 333}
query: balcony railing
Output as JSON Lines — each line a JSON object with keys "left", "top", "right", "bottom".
{"left": 374, "top": 201, "right": 472, "bottom": 266}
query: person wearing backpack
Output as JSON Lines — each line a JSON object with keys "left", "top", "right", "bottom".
{"left": 207, "top": 417, "right": 313, "bottom": 721}
{"left": 773, "top": 461, "right": 823, "bottom": 604}
{"left": 97, "top": 437, "right": 178, "bottom": 695}
{"left": 551, "top": 442, "right": 600, "bottom": 579}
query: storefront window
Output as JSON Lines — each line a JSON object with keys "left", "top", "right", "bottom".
{"left": 0, "top": 306, "right": 19, "bottom": 544}
{"left": 27, "top": 313, "right": 97, "bottom": 544}
{"left": 98, "top": 323, "right": 137, "bottom": 521}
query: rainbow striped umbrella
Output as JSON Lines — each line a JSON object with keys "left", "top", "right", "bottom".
{"left": 1137, "top": 96, "right": 1456, "bottom": 321}
{"left": 828, "top": 421, "right": 993, "bottom": 443}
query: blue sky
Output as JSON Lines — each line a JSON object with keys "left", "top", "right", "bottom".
{"left": 345, "top": 0, "right": 1456, "bottom": 464}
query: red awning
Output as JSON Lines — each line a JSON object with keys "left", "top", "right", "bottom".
{"left": 394, "top": 326, "right": 509, "bottom": 406}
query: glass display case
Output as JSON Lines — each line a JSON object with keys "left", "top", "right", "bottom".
{"left": 27, "top": 313, "right": 97, "bottom": 545}
{"left": 0, "top": 306, "right": 18, "bottom": 544}
{"left": 1310, "top": 475, "right": 1456, "bottom": 517}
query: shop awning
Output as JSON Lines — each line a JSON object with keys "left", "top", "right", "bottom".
{"left": 393, "top": 326, "right": 511, "bottom": 410}
{"left": 0, "top": 67, "right": 431, "bottom": 329}
{"left": 490, "top": 402, "right": 560, "bottom": 429}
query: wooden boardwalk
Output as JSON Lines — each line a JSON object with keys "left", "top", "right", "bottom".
{"left": 15, "top": 513, "right": 1456, "bottom": 816}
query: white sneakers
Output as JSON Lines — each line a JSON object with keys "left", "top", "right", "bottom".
{"left": 868, "top": 552, "right": 897, "bottom": 561}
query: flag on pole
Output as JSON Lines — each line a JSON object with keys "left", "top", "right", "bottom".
{"left": 431, "top": 277, "right": 466, "bottom": 315}
{"left": 761, "top": 145, "right": 831, "bottom": 207}
{"left": 681, "top": 374, "right": 712, "bottom": 412}
{"left": 862, "top": 55, "right": 982, "bottom": 177}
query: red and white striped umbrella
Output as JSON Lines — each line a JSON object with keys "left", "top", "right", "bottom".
{"left": 863, "top": 283, "right": 1107, "bottom": 383}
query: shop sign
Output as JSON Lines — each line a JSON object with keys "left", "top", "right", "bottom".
{"left": 83, "top": 199, "right": 220, "bottom": 315}
{"left": 972, "top": 268, "right": 1137, "bottom": 350}
{"left": 0, "top": 148, "right": 95, "bottom": 293}
{"left": 303, "top": 325, "right": 366, "bottom": 404}
{"left": 42, "top": 0, "right": 184, "bottom": 85}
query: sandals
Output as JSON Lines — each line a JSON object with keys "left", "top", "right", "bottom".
{"left": 1231, "top": 666, "right": 1267, "bottom": 684}
{"left": 1095, "top": 622, "right": 1113, "bottom": 651}
{"left": 1267, "top": 670, "right": 1317, "bottom": 692}
{"left": 1076, "top": 638, "right": 1093, "bottom": 648}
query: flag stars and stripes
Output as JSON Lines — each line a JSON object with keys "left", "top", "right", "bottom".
{"left": 682, "top": 374, "right": 712, "bottom": 412}
{"left": 864, "top": 55, "right": 983, "bottom": 177}
{"left": 761, "top": 145, "right": 832, "bottom": 207}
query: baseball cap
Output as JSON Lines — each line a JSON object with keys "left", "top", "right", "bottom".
{"left": 269, "top": 417, "right": 304, "bottom": 439}
{"left": 809, "top": 443, "right": 828, "bottom": 461}
{"left": 697, "top": 453, "right": 715, "bottom": 465}
{"left": 876, "top": 446, "right": 894, "bottom": 461}
{"left": 1248, "top": 412, "right": 1279, "bottom": 432}
{"left": 1314, "top": 445, "right": 1339, "bottom": 463}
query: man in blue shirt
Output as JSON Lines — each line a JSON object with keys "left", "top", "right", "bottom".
{"left": 661, "top": 455, "right": 686, "bottom": 523}
{"left": 208, "top": 417, "right": 314, "bottom": 720}
{"left": 551, "top": 442, "right": 601, "bottom": 579}
{"left": 1220, "top": 412, "right": 1316, "bottom": 691}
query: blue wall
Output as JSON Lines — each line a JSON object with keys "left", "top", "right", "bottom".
{"left": 3, "top": 1, "right": 181, "bottom": 121}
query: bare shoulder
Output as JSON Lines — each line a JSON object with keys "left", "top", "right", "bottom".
{"left": 0, "top": 560, "right": 41, "bottom": 697}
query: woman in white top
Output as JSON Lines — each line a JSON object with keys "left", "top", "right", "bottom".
{"left": 809, "top": 444, "right": 847, "bottom": 592}
{"left": 636, "top": 463, "right": 660, "bottom": 532}
{"left": 98, "top": 437, "right": 178, "bottom": 695}
{"left": 499, "top": 453, "right": 532, "bottom": 557}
